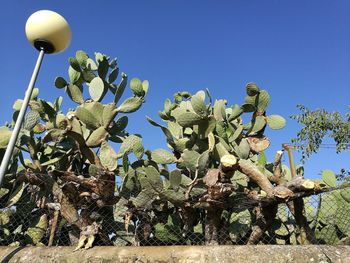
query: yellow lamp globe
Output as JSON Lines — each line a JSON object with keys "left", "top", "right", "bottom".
{"left": 25, "top": 10, "right": 71, "bottom": 54}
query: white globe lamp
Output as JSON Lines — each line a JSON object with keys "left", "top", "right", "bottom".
{"left": 25, "top": 10, "right": 71, "bottom": 53}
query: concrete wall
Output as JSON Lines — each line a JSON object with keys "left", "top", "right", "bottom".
{"left": 0, "top": 246, "right": 349, "bottom": 263}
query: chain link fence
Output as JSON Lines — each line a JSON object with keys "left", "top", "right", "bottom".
{"left": 1, "top": 174, "right": 349, "bottom": 247}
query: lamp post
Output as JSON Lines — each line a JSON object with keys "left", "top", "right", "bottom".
{"left": 0, "top": 10, "right": 71, "bottom": 187}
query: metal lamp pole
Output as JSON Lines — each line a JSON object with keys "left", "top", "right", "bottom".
{"left": 0, "top": 10, "right": 71, "bottom": 187}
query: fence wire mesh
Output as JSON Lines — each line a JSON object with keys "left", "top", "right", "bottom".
{"left": 0, "top": 173, "right": 349, "bottom": 247}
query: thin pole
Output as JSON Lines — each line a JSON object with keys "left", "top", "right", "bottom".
{"left": 0, "top": 49, "right": 45, "bottom": 187}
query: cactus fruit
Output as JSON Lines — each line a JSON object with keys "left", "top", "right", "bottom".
{"left": 266, "top": 115, "right": 286, "bottom": 130}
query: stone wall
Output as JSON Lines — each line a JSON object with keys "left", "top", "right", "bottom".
{"left": 0, "top": 246, "right": 349, "bottom": 263}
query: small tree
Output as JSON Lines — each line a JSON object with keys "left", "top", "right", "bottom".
{"left": 291, "top": 105, "right": 350, "bottom": 181}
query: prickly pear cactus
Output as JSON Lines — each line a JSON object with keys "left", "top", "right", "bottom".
{"left": 0, "top": 53, "right": 348, "bottom": 247}
{"left": 122, "top": 85, "right": 285, "bottom": 244}
{"left": 123, "top": 84, "right": 348, "bottom": 246}
{"left": 0, "top": 50, "right": 149, "bottom": 247}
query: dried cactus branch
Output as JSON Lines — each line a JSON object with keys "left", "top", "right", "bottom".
{"left": 238, "top": 159, "right": 274, "bottom": 196}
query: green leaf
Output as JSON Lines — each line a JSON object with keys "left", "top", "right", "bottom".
{"left": 272, "top": 220, "right": 290, "bottom": 237}
{"left": 54, "top": 96, "right": 63, "bottom": 112}
{"left": 215, "top": 121, "right": 226, "bottom": 139}
{"left": 95, "top": 52, "right": 104, "bottom": 63}
{"left": 13, "top": 99, "right": 23, "bottom": 111}
{"left": 151, "top": 149, "right": 176, "bottom": 164}
{"left": 232, "top": 170, "right": 248, "bottom": 187}
{"left": 0, "top": 210, "right": 12, "bottom": 225}
{"left": 76, "top": 50, "right": 89, "bottom": 67}
{"left": 317, "top": 193, "right": 338, "bottom": 224}
{"left": 196, "top": 116, "right": 216, "bottom": 139}
{"left": 132, "top": 137, "right": 144, "bottom": 159}
{"left": 109, "top": 116, "right": 128, "bottom": 134}
{"left": 117, "top": 97, "right": 143, "bottom": 113}
{"left": 229, "top": 209, "right": 251, "bottom": 237}
{"left": 108, "top": 68, "right": 119, "bottom": 83}
{"left": 257, "top": 90, "right": 270, "bottom": 112}
{"left": 258, "top": 152, "right": 267, "bottom": 167}
{"left": 181, "top": 149, "right": 200, "bottom": 172}
{"left": 89, "top": 164, "right": 103, "bottom": 175}
{"left": 213, "top": 99, "right": 227, "bottom": 121}
{"left": 66, "top": 84, "right": 84, "bottom": 104}
{"left": 241, "top": 103, "right": 256, "bottom": 113}
{"left": 6, "top": 182, "right": 25, "bottom": 207}
{"left": 160, "top": 189, "right": 186, "bottom": 206}
{"left": 89, "top": 77, "right": 105, "bottom": 102}
{"left": 69, "top": 57, "right": 81, "bottom": 72}
{"left": 229, "top": 123, "right": 243, "bottom": 142}
{"left": 122, "top": 153, "right": 129, "bottom": 174}
{"left": 191, "top": 90, "right": 207, "bottom": 117}
{"left": 54, "top": 77, "right": 67, "bottom": 89}
{"left": 167, "top": 121, "right": 182, "bottom": 138}
{"left": 102, "top": 103, "right": 117, "bottom": 127}
{"left": 100, "top": 141, "right": 118, "bottom": 171}
{"left": 142, "top": 80, "right": 149, "bottom": 95}
{"left": 26, "top": 214, "right": 48, "bottom": 244}
{"left": 130, "top": 78, "right": 145, "bottom": 97}
{"left": 266, "top": 115, "right": 286, "bottom": 130}
{"left": 68, "top": 66, "right": 81, "bottom": 84}
{"left": 83, "top": 101, "right": 104, "bottom": 123}
{"left": 114, "top": 73, "right": 128, "bottom": 104}
{"left": 76, "top": 106, "right": 100, "bottom": 130}
{"left": 82, "top": 69, "right": 96, "bottom": 82}
{"left": 246, "top": 82, "right": 260, "bottom": 96}
{"left": 131, "top": 188, "right": 157, "bottom": 208}
{"left": 250, "top": 116, "right": 266, "bottom": 133}
{"left": 145, "top": 166, "right": 162, "bottom": 187}
{"left": 340, "top": 186, "right": 350, "bottom": 202}
{"left": 164, "top": 99, "right": 172, "bottom": 114}
{"left": 98, "top": 58, "right": 109, "bottom": 79}
{"left": 169, "top": 170, "right": 181, "bottom": 190}
{"left": 109, "top": 58, "right": 117, "bottom": 68}
{"left": 40, "top": 156, "right": 64, "bottom": 166}
{"left": 24, "top": 110, "right": 40, "bottom": 130}
{"left": 118, "top": 135, "right": 143, "bottom": 157}
{"left": 197, "top": 150, "right": 210, "bottom": 177}
{"left": 177, "top": 112, "right": 203, "bottom": 127}
{"left": 316, "top": 224, "right": 339, "bottom": 244}
{"left": 30, "top": 88, "right": 39, "bottom": 100}
{"left": 86, "top": 58, "right": 98, "bottom": 71}
{"left": 86, "top": 127, "right": 108, "bottom": 147}
{"left": 154, "top": 222, "right": 181, "bottom": 243}
{"left": 41, "top": 100, "right": 57, "bottom": 120}
{"left": 229, "top": 104, "right": 243, "bottom": 121}
{"left": 322, "top": 169, "right": 337, "bottom": 187}
{"left": 236, "top": 138, "right": 250, "bottom": 159}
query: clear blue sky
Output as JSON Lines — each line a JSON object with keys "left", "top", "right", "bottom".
{"left": 1, "top": 1, "right": 349, "bottom": 179}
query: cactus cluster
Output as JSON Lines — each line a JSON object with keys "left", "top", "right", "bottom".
{"left": 114, "top": 85, "right": 349, "bottom": 245}
{"left": 0, "top": 50, "right": 148, "bottom": 247}
{"left": 0, "top": 51, "right": 349, "bottom": 248}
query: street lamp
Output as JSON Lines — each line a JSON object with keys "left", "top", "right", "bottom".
{"left": 0, "top": 10, "right": 71, "bottom": 186}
